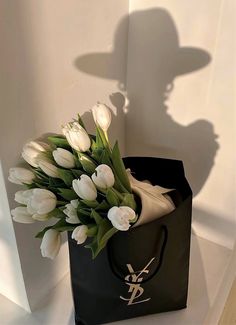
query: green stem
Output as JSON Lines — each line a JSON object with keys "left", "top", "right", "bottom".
{"left": 104, "top": 131, "right": 109, "bottom": 143}
{"left": 111, "top": 187, "right": 124, "bottom": 201}
{"left": 57, "top": 200, "right": 67, "bottom": 206}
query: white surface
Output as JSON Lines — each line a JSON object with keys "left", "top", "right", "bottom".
{"left": 0, "top": 0, "right": 128, "bottom": 310}
{"left": 0, "top": 234, "right": 232, "bottom": 325}
{"left": 0, "top": 162, "right": 30, "bottom": 312}
{"left": 126, "top": 0, "right": 236, "bottom": 249}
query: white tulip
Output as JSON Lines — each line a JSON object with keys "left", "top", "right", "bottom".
{"left": 72, "top": 225, "right": 88, "bottom": 244}
{"left": 62, "top": 122, "right": 90, "bottom": 152}
{"left": 108, "top": 206, "right": 136, "bottom": 231}
{"left": 40, "top": 229, "right": 61, "bottom": 259}
{"left": 92, "top": 103, "right": 112, "bottom": 132}
{"left": 22, "top": 141, "right": 51, "bottom": 167}
{"left": 32, "top": 213, "right": 51, "bottom": 221}
{"left": 39, "top": 161, "right": 59, "bottom": 178}
{"left": 52, "top": 148, "right": 75, "bottom": 168}
{"left": 15, "top": 189, "right": 34, "bottom": 205}
{"left": 92, "top": 164, "right": 115, "bottom": 189}
{"left": 72, "top": 175, "right": 97, "bottom": 201}
{"left": 11, "top": 207, "right": 35, "bottom": 224}
{"left": 8, "top": 167, "right": 35, "bottom": 185}
{"left": 64, "top": 199, "right": 80, "bottom": 224}
{"left": 27, "top": 189, "right": 57, "bottom": 219}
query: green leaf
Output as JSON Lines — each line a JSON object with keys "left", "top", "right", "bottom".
{"left": 95, "top": 126, "right": 104, "bottom": 148}
{"left": 34, "top": 182, "right": 46, "bottom": 189}
{"left": 95, "top": 200, "right": 110, "bottom": 211}
{"left": 34, "top": 169, "right": 49, "bottom": 181}
{"left": 91, "top": 209, "right": 103, "bottom": 225}
{"left": 78, "top": 153, "right": 97, "bottom": 174}
{"left": 58, "top": 188, "right": 78, "bottom": 200}
{"left": 74, "top": 156, "right": 82, "bottom": 168}
{"left": 71, "top": 169, "right": 83, "bottom": 178}
{"left": 120, "top": 193, "right": 137, "bottom": 211}
{"left": 49, "top": 177, "right": 65, "bottom": 188}
{"left": 77, "top": 113, "right": 86, "bottom": 130}
{"left": 112, "top": 187, "right": 125, "bottom": 200}
{"left": 35, "top": 218, "right": 75, "bottom": 238}
{"left": 100, "top": 227, "right": 118, "bottom": 247}
{"left": 78, "top": 210, "right": 92, "bottom": 225}
{"left": 24, "top": 183, "right": 38, "bottom": 189}
{"left": 54, "top": 225, "right": 75, "bottom": 232}
{"left": 111, "top": 141, "right": 131, "bottom": 192}
{"left": 78, "top": 205, "right": 91, "bottom": 213}
{"left": 106, "top": 188, "right": 119, "bottom": 206}
{"left": 48, "top": 136, "right": 71, "bottom": 149}
{"left": 112, "top": 173, "right": 128, "bottom": 193}
{"left": 35, "top": 226, "right": 52, "bottom": 238}
{"left": 91, "top": 139, "right": 98, "bottom": 151}
{"left": 85, "top": 222, "right": 118, "bottom": 258}
{"left": 100, "top": 148, "right": 112, "bottom": 166}
{"left": 53, "top": 218, "right": 75, "bottom": 231}
{"left": 86, "top": 224, "right": 98, "bottom": 237}
{"left": 97, "top": 218, "right": 111, "bottom": 243}
{"left": 81, "top": 200, "right": 99, "bottom": 208}
{"left": 48, "top": 187, "right": 61, "bottom": 194}
{"left": 96, "top": 126, "right": 111, "bottom": 149}
{"left": 47, "top": 208, "right": 66, "bottom": 219}
{"left": 35, "top": 177, "right": 49, "bottom": 185}
{"left": 58, "top": 168, "right": 74, "bottom": 187}
{"left": 85, "top": 237, "right": 99, "bottom": 259}
{"left": 91, "top": 148, "right": 103, "bottom": 162}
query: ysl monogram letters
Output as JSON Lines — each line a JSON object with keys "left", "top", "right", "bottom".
{"left": 120, "top": 257, "right": 155, "bottom": 305}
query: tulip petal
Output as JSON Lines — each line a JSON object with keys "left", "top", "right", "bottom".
{"left": 11, "top": 207, "right": 34, "bottom": 224}
{"left": 40, "top": 229, "right": 61, "bottom": 259}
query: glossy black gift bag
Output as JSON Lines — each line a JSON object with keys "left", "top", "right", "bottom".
{"left": 68, "top": 157, "right": 192, "bottom": 325}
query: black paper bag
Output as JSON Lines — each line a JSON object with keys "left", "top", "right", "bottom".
{"left": 68, "top": 157, "right": 192, "bottom": 325}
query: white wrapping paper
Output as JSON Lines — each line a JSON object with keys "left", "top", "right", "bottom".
{"left": 127, "top": 169, "right": 175, "bottom": 227}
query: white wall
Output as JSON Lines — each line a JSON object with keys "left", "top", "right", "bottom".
{"left": 126, "top": 0, "right": 236, "bottom": 249}
{"left": 0, "top": 0, "right": 128, "bottom": 310}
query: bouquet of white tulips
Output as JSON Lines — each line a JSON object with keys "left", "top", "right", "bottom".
{"left": 9, "top": 103, "right": 138, "bottom": 259}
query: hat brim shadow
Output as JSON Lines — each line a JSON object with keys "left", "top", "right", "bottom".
{"left": 74, "top": 47, "right": 210, "bottom": 80}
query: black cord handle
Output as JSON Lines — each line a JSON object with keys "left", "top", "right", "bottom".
{"left": 107, "top": 225, "right": 168, "bottom": 284}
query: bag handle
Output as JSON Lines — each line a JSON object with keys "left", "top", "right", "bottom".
{"left": 107, "top": 225, "right": 168, "bottom": 284}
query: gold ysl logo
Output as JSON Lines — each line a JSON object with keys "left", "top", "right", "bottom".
{"left": 120, "top": 257, "right": 155, "bottom": 305}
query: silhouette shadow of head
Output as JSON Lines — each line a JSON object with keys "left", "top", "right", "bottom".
{"left": 75, "top": 8, "right": 219, "bottom": 196}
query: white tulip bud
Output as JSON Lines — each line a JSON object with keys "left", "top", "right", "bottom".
{"left": 27, "top": 189, "right": 57, "bottom": 219}
{"left": 40, "top": 229, "right": 61, "bottom": 259}
{"left": 22, "top": 141, "right": 51, "bottom": 167}
{"left": 15, "top": 189, "right": 34, "bottom": 205}
{"left": 92, "top": 164, "right": 115, "bottom": 189}
{"left": 39, "top": 161, "right": 59, "bottom": 178}
{"left": 64, "top": 199, "right": 80, "bottom": 224}
{"left": 72, "top": 175, "right": 97, "bottom": 201}
{"left": 8, "top": 167, "right": 35, "bottom": 185}
{"left": 11, "top": 207, "right": 35, "bottom": 224}
{"left": 108, "top": 206, "right": 136, "bottom": 231}
{"left": 52, "top": 148, "right": 75, "bottom": 168}
{"left": 62, "top": 122, "right": 90, "bottom": 152}
{"left": 72, "top": 225, "right": 88, "bottom": 244}
{"left": 92, "top": 103, "right": 112, "bottom": 132}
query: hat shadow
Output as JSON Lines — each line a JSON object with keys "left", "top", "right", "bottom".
{"left": 74, "top": 8, "right": 218, "bottom": 197}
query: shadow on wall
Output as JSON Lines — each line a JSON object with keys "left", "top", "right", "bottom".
{"left": 75, "top": 8, "right": 219, "bottom": 197}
